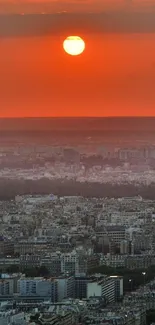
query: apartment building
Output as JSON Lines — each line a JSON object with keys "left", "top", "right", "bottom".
{"left": 87, "top": 276, "right": 115, "bottom": 304}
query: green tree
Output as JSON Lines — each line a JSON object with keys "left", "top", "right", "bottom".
{"left": 146, "top": 309, "right": 155, "bottom": 325}
{"left": 38, "top": 266, "right": 50, "bottom": 277}
{"left": 6, "top": 265, "right": 19, "bottom": 274}
{"left": 23, "top": 267, "right": 39, "bottom": 277}
{"left": 30, "top": 313, "right": 40, "bottom": 322}
{"left": 23, "top": 266, "right": 50, "bottom": 277}
{"left": 88, "top": 264, "right": 155, "bottom": 292}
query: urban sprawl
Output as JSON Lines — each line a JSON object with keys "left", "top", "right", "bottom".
{"left": 0, "top": 194, "right": 155, "bottom": 324}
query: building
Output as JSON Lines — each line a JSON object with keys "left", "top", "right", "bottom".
{"left": 75, "top": 254, "right": 99, "bottom": 275}
{"left": 120, "top": 240, "right": 129, "bottom": 254}
{"left": 87, "top": 275, "right": 115, "bottom": 304}
{"left": 18, "top": 277, "right": 39, "bottom": 296}
{"left": 0, "top": 312, "right": 26, "bottom": 325}
{"left": 14, "top": 242, "right": 35, "bottom": 255}
{"left": 41, "top": 254, "right": 61, "bottom": 276}
{"left": 18, "top": 277, "right": 58, "bottom": 302}
{"left": 125, "top": 255, "right": 155, "bottom": 269}
{"left": 101, "top": 254, "right": 126, "bottom": 268}
{"left": 75, "top": 275, "right": 88, "bottom": 299}
{"left": 61, "top": 252, "right": 78, "bottom": 274}
{"left": 109, "top": 276, "right": 123, "bottom": 301}
{"left": 20, "top": 254, "right": 41, "bottom": 270}
{"left": 0, "top": 240, "right": 14, "bottom": 257}
{"left": 75, "top": 274, "right": 109, "bottom": 300}
{"left": 36, "top": 279, "right": 58, "bottom": 302}
{"left": 57, "top": 275, "right": 75, "bottom": 301}
{"left": 0, "top": 280, "right": 10, "bottom": 295}
{"left": 60, "top": 251, "right": 99, "bottom": 275}
{"left": 38, "top": 311, "right": 75, "bottom": 325}
{"left": 0, "top": 258, "right": 20, "bottom": 272}
{"left": 96, "top": 226, "right": 126, "bottom": 245}
{"left": 0, "top": 273, "right": 20, "bottom": 295}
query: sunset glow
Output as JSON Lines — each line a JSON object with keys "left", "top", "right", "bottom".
{"left": 1, "top": 10, "right": 155, "bottom": 117}
{"left": 63, "top": 36, "right": 85, "bottom": 56}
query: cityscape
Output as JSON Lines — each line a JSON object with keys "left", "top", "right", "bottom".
{"left": 1, "top": 0, "right": 155, "bottom": 323}
{"left": 0, "top": 118, "right": 155, "bottom": 324}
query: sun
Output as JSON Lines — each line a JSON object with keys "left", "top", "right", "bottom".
{"left": 63, "top": 36, "right": 85, "bottom": 56}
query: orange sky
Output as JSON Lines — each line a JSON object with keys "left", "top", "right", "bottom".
{"left": 1, "top": 1, "right": 155, "bottom": 13}
{"left": 1, "top": 3, "right": 155, "bottom": 118}
{"left": 1, "top": 32, "right": 155, "bottom": 117}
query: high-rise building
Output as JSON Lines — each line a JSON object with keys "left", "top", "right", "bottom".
{"left": 87, "top": 275, "right": 115, "bottom": 304}
{"left": 109, "top": 276, "right": 123, "bottom": 301}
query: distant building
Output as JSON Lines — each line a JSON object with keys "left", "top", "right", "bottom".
{"left": 41, "top": 255, "right": 61, "bottom": 276}
{"left": 0, "top": 258, "right": 20, "bottom": 272}
{"left": 61, "top": 252, "right": 78, "bottom": 274}
{"left": 0, "top": 240, "right": 14, "bottom": 257}
{"left": 14, "top": 242, "right": 35, "bottom": 255}
{"left": 120, "top": 240, "right": 129, "bottom": 255}
{"left": 63, "top": 148, "right": 80, "bottom": 164}
{"left": 20, "top": 254, "right": 41, "bottom": 270}
{"left": 96, "top": 226, "right": 126, "bottom": 245}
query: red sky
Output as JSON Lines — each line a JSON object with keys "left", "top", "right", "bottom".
{"left": 1, "top": 1, "right": 155, "bottom": 14}
{"left": 1, "top": 1, "right": 155, "bottom": 11}
{"left": 1, "top": 6, "right": 155, "bottom": 117}
{"left": 1, "top": 33, "right": 155, "bottom": 117}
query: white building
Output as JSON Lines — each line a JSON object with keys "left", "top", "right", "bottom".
{"left": 87, "top": 276, "right": 115, "bottom": 303}
{"left": 109, "top": 276, "right": 123, "bottom": 300}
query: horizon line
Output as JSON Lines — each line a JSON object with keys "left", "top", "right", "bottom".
{"left": 1, "top": 116, "right": 155, "bottom": 119}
